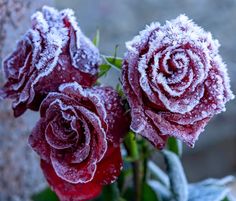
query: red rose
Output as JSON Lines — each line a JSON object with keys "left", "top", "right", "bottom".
{"left": 122, "top": 15, "right": 234, "bottom": 148}
{"left": 0, "top": 6, "right": 100, "bottom": 117}
{"left": 28, "top": 82, "right": 129, "bottom": 201}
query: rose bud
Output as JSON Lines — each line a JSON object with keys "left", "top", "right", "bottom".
{"left": 28, "top": 82, "right": 129, "bottom": 201}
{"left": 0, "top": 6, "right": 100, "bottom": 117}
{"left": 122, "top": 15, "right": 234, "bottom": 148}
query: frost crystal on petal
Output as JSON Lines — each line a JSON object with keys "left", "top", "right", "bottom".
{"left": 1, "top": 6, "right": 101, "bottom": 117}
{"left": 122, "top": 14, "right": 234, "bottom": 148}
{"left": 29, "top": 82, "right": 129, "bottom": 200}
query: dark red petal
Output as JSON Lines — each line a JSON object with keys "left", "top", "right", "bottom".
{"left": 1, "top": 7, "right": 101, "bottom": 117}
{"left": 50, "top": 151, "right": 97, "bottom": 184}
{"left": 88, "top": 86, "right": 130, "bottom": 145}
{"left": 131, "top": 107, "right": 168, "bottom": 149}
{"left": 41, "top": 160, "right": 102, "bottom": 201}
{"left": 145, "top": 110, "right": 209, "bottom": 147}
{"left": 50, "top": 130, "right": 107, "bottom": 184}
{"left": 94, "top": 143, "right": 123, "bottom": 185}
{"left": 76, "top": 105, "right": 107, "bottom": 162}
{"left": 28, "top": 119, "right": 50, "bottom": 162}
{"left": 68, "top": 22, "right": 100, "bottom": 76}
{"left": 40, "top": 92, "right": 76, "bottom": 118}
{"left": 45, "top": 123, "right": 75, "bottom": 150}
{"left": 122, "top": 15, "right": 234, "bottom": 148}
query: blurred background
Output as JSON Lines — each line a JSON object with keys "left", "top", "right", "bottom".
{"left": 0, "top": 0, "right": 235, "bottom": 200}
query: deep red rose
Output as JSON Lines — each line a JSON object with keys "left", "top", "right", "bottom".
{"left": 0, "top": 6, "right": 100, "bottom": 117}
{"left": 122, "top": 15, "right": 234, "bottom": 148}
{"left": 28, "top": 82, "right": 129, "bottom": 201}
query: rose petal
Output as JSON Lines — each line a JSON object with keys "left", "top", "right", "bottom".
{"left": 45, "top": 123, "right": 75, "bottom": 150}
{"left": 131, "top": 107, "right": 167, "bottom": 149}
{"left": 41, "top": 160, "right": 102, "bottom": 201}
{"left": 122, "top": 14, "right": 234, "bottom": 147}
{"left": 1, "top": 6, "right": 100, "bottom": 117}
{"left": 50, "top": 149, "right": 97, "bottom": 184}
{"left": 145, "top": 110, "right": 209, "bottom": 147}
{"left": 94, "top": 143, "right": 123, "bottom": 185}
{"left": 88, "top": 86, "right": 130, "bottom": 145}
{"left": 28, "top": 119, "right": 50, "bottom": 161}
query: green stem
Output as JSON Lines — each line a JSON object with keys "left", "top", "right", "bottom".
{"left": 142, "top": 140, "right": 149, "bottom": 183}
{"left": 124, "top": 132, "right": 142, "bottom": 201}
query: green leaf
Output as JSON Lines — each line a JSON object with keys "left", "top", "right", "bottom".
{"left": 162, "top": 150, "right": 188, "bottom": 201}
{"left": 124, "top": 131, "right": 139, "bottom": 161}
{"left": 167, "top": 137, "right": 183, "bottom": 157}
{"left": 104, "top": 56, "right": 123, "bottom": 70}
{"left": 103, "top": 183, "right": 120, "bottom": 201}
{"left": 221, "top": 197, "right": 230, "bottom": 201}
{"left": 123, "top": 187, "right": 135, "bottom": 201}
{"left": 117, "top": 168, "right": 132, "bottom": 194}
{"left": 93, "top": 29, "right": 100, "bottom": 47}
{"left": 142, "top": 183, "right": 160, "bottom": 201}
{"left": 116, "top": 83, "right": 124, "bottom": 98}
{"left": 31, "top": 188, "right": 59, "bottom": 201}
{"left": 148, "top": 180, "right": 172, "bottom": 201}
{"left": 98, "top": 64, "right": 111, "bottom": 77}
{"left": 93, "top": 183, "right": 125, "bottom": 201}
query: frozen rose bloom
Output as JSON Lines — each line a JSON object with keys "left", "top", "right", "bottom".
{"left": 29, "top": 82, "right": 129, "bottom": 201}
{"left": 0, "top": 6, "right": 100, "bottom": 117}
{"left": 122, "top": 15, "right": 234, "bottom": 148}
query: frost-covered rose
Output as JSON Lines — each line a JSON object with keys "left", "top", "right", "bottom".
{"left": 122, "top": 15, "right": 234, "bottom": 148}
{"left": 0, "top": 6, "right": 100, "bottom": 117}
{"left": 29, "top": 82, "right": 129, "bottom": 201}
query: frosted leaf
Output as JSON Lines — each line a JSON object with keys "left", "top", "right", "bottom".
{"left": 188, "top": 176, "right": 234, "bottom": 201}
{"left": 162, "top": 150, "right": 188, "bottom": 201}
{"left": 122, "top": 14, "right": 234, "bottom": 147}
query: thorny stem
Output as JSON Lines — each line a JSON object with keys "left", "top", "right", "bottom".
{"left": 124, "top": 131, "right": 143, "bottom": 201}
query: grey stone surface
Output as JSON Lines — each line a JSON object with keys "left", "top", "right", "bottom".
{"left": 0, "top": 1, "right": 53, "bottom": 201}
{"left": 0, "top": 0, "right": 236, "bottom": 200}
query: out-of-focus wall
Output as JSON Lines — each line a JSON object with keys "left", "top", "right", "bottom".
{"left": 0, "top": 1, "right": 53, "bottom": 201}
{"left": 0, "top": 0, "right": 235, "bottom": 200}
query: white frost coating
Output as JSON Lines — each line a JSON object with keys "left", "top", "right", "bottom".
{"left": 41, "top": 84, "right": 109, "bottom": 184}
{"left": 59, "top": 82, "right": 86, "bottom": 96}
{"left": 30, "top": 30, "right": 42, "bottom": 67}
{"left": 126, "top": 22, "right": 161, "bottom": 54}
{"left": 49, "top": 98, "right": 78, "bottom": 117}
{"left": 13, "top": 6, "right": 100, "bottom": 107}
{"left": 31, "top": 11, "right": 49, "bottom": 33}
{"left": 126, "top": 14, "right": 234, "bottom": 116}
{"left": 77, "top": 106, "right": 107, "bottom": 163}
{"left": 51, "top": 154, "right": 98, "bottom": 184}
{"left": 59, "top": 82, "right": 107, "bottom": 121}
{"left": 59, "top": 82, "right": 108, "bottom": 160}
{"left": 62, "top": 6, "right": 101, "bottom": 74}
{"left": 123, "top": 14, "right": 235, "bottom": 147}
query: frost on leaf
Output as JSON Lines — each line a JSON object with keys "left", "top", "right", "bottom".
{"left": 1, "top": 6, "right": 101, "bottom": 117}
{"left": 122, "top": 14, "right": 234, "bottom": 148}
